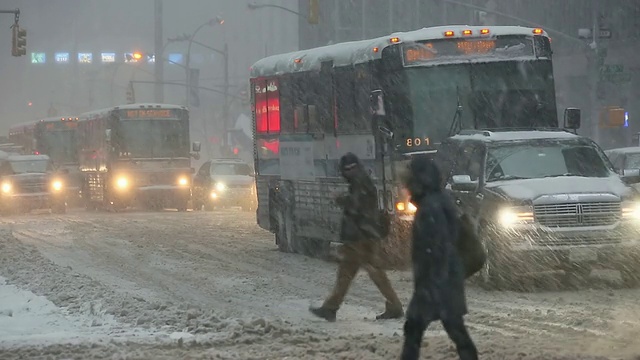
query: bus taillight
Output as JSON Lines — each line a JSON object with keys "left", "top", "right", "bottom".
{"left": 480, "top": 28, "right": 490, "bottom": 35}
{"left": 533, "top": 28, "right": 544, "bottom": 35}
{"left": 444, "top": 30, "right": 455, "bottom": 37}
{"left": 462, "top": 29, "right": 473, "bottom": 36}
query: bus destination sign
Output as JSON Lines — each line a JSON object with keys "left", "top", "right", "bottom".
{"left": 121, "top": 109, "right": 178, "bottom": 119}
{"left": 402, "top": 36, "right": 534, "bottom": 65}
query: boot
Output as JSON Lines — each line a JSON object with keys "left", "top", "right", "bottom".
{"left": 376, "top": 302, "right": 404, "bottom": 320}
{"left": 309, "top": 306, "right": 337, "bottom": 322}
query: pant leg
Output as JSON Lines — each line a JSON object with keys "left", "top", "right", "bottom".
{"left": 401, "top": 294, "right": 430, "bottom": 360}
{"left": 441, "top": 317, "right": 478, "bottom": 360}
{"left": 322, "top": 244, "right": 361, "bottom": 311}
{"left": 361, "top": 242, "right": 403, "bottom": 311}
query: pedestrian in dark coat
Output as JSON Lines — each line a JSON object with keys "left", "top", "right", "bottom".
{"left": 309, "top": 152, "right": 403, "bottom": 322}
{"left": 401, "top": 157, "right": 478, "bottom": 360}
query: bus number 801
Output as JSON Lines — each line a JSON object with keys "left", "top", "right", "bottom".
{"left": 406, "top": 137, "right": 431, "bottom": 147}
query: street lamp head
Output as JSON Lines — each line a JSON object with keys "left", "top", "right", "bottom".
{"left": 209, "top": 16, "right": 224, "bottom": 26}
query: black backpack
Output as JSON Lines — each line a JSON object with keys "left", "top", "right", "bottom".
{"left": 456, "top": 213, "right": 487, "bottom": 279}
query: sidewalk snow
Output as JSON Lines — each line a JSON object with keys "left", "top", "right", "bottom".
{"left": 0, "top": 276, "right": 147, "bottom": 346}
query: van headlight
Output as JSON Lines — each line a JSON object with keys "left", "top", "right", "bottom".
{"left": 622, "top": 201, "right": 640, "bottom": 220}
{"left": 178, "top": 176, "right": 189, "bottom": 186}
{"left": 51, "top": 180, "right": 63, "bottom": 192}
{"left": 497, "top": 206, "right": 534, "bottom": 227}
{"left": 215, "top": 182, "right": 226, "bottom": 192}
{"left": 115, "top": 176, "right": 129, "bottom": 190}
{"left": 395, "top": 201, "right": 417, "bottom": 213}
{"left": 1, "top": 182, "right": 11, "bottom": 194}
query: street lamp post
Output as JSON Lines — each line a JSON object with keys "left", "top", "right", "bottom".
{"left": 188, "top": 40, "right": 229, "bottom": 149}
{"left": 247, "top": 2, "right": 303, "bottom": 17}
{"left": 185, "top": 16, "right": 224, "bottom": 108}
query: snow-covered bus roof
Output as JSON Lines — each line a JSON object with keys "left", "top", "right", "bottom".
{"left": 250, "top": 25, "right": 549, "bottom": 77}
{"left": 38, "top": 116, "right": 79, "bottom": 123}
{"left": 7, "top": 154, "right": 50, "bottom": 162}
{"left": 8, "top": 120, "right": 38, "bottom": 133}
{"left": 9, "top": 116, "right": 78, "bottom": 133}
{"left": 78, "top": 103, "right": 187, "bottom": 120}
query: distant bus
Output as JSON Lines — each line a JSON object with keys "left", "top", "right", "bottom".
{"left": 249, "top": 25, "right": 568, "bottom": 260}
{"left": 9, "top": 117, "right": 83, "bottom": 202}
{"left": 76, "top": 103, "right": 200, "bottom": 211}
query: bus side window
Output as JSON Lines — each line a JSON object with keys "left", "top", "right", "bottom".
{"left": 334, "top": 66, "right": 356, "bottom": 133}
{"left": 294, "top": 105, "right": 308, "bottom": 133}
{"left": 354, "top": 63, "right": 372, "bottom": 131}
{"left": 308, "top": 105, "right": 322, "bottom": 134}
{"left": 279, "top": 76, "right": 295, "bottom": 133}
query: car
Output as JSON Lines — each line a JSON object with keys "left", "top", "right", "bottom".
{"left": 435, "top": 129, "right": 640, "bottom": 289}
{"left": 192, "top": 158, "right": 257, "bottom": 212}
{"left": 605, "top": 147, "right": 640, "bottom": 178}
{"left": 0, "top": 154, "right": 67, "bottom": 215}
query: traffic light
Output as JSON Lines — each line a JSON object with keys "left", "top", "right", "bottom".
{"left": 308, "top": 0, "right": 319, "bottom": 24}
{"left": 11, "top": 25, "right": 26, "bottom": 57}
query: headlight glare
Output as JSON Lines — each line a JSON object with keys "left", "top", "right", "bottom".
{"left": 215, "top": 182, "right": 226, "bottom": 192}
{"left": 395, "top": 201, "right": 417, "bottom": 214}
{"left": 497, "top": 206, "right": 534, "bottom": 227}
{"left": 178, "top": 177, "right": 189, "bottom": 186}
{"left": 52, "top": 180, "right": 63, "bottom": 191}
{"left": 622, "top": 201, "right": 640, "bottom": 220}
{"left": 1, "top": 182, "right": 11, "bottom": 194}
{"left": 116, "top": 177, "right": 128, "bottom": 189}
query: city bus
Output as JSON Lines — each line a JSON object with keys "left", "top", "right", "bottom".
{"left": 76, "top": 103, "right": 200, "bottom": 211}
{"left": 7, "top": 120, "right": 36, "bottom": 154}
{"left": 9, "top": 117, "right": 83, "bottom": 203}
{"left": 249, "top": 25, "right": 567, "bottom": 261}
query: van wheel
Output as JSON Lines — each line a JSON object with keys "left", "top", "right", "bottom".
{"left": 276, "top": 210, "right": 296, "bottom": 253}
{"left": 52, "top": 203, "right": 67, "bottom": 214}
{"left": 477, "top": 225, "right": 512, "bottom": 291}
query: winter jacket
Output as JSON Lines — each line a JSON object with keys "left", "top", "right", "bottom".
{"left": 407, "top": 157, "right": 468, "bottom": 321}
{"left": 336, "top": 155, "right": 381, "bottom": 243}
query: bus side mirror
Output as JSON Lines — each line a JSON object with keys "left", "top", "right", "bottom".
{"left": 192, "top": 141, "right": 201, "bottom": 152}
{"left": 378, "top": 126, "right": 394, "bottom": 140}
{"left": 370, "top": 89, "right": 386, "bottom": 116}
{"left": 105, "top": 129, "right": 112, "bottom": 143}
{"left": 564, "top": 108, "right": 581, "bottom": 129}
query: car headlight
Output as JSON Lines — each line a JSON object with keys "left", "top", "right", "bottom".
{"left": 215, "top": 182, "right": 226, "bottom": 192}
{"left": 52, "top": 180, "right": 63, "bottom": 192}
{"left": 210, "top": 191, "right": 218, "bottom": 199}
{"left": 622, "top": 201, "right": 640, "bottom": 220}
{"left": 1, "top": 182, "right": 11, "bottom": 194}
{"left": 497, "top": 206, "right": 534, "bottom": 227}
{"left": 115, "top": 177, "right": 129, "bottom": 189}
{"left": 178, "top": 177, "right": 189, "bottom": 186}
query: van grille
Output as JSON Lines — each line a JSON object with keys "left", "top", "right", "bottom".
{"left": 534, "top": 202, "right": 621, "bottom": 227}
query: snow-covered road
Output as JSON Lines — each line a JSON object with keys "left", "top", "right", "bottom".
{"left": 0, "top": 209, "right": 638, "bottom": 359}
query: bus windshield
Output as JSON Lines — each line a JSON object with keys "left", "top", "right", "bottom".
{"left": 39, "top": 130, "right": 78, "bottom": 165}
{"left": 403, "top": 60, "right": 556, "bottom": 149}
{"left": 116, "top": 120, "right": 189, "bottom": 158}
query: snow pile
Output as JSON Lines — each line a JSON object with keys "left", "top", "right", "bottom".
{"left": 0, "top": 228, "right": 308, "bottom": 345}
{"left": 0, "top": 276, "right": 125, "bottom": 345}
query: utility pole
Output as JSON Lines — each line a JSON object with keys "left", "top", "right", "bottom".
{"left": 154, "top": 0, "right": 164, "bottom": 103}
{"left": 589, "top": 0, "right": 602, "bottom": 143}
{"left": 222, "top": 43, "right": 230, "bottom": 148}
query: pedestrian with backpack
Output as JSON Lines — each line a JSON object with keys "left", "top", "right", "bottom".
{"left": 309, "top": 152, "right": 404, "bottom": 322}
{"left": 400, "top": 157, "right": 478, "bottom": 360}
